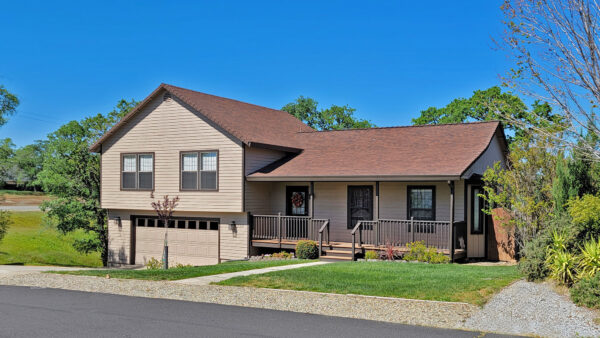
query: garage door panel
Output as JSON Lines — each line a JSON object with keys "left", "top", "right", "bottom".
{"left": 134, "top": 218, "right": 219, "bottom": 266}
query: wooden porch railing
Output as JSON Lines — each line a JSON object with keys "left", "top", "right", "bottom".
{"left": 252, "top": 214, "right": 329, "bottom": 250}
{"left": 351, "top": 218, "right": 463, "bottom": 260}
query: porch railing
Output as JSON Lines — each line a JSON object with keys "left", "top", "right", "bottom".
{"left": 351, "top": 218, "right": 463, "bottom": 260}
{"left": 252, "top": 214, "right": 329, "bottom": 250}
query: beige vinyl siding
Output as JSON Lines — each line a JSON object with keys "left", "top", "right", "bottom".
{"left": 101, "top": 92, "right": 243, "bottom": 212}
{"left": 244, "top": 146, "right": 285, "bottom": 175}
{"left": 462, "top": 132, "right": 505, "bottom": 178}
{"left": 107, "top": 209, "right": 133, "bottom": 265}
{"left": 245, "top": 181, "right": 273, "bottom": 215}
{"left": 466, "top": 184, "right": 485, "bottom": 257}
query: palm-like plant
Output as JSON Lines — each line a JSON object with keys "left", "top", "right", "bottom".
{"left": 547, "top": 250, "right": 577, "bottom": 286}
{"left": 579, "top": 238, "right": 600, "bottom": 279}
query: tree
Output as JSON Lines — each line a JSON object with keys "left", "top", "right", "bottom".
{"left": 412, "top": 86, "right": 563, "bottom": 143}
{"left": 0, "top": 86, "right": 18, "bottom": 127}
{"left": 13, "top": 141, "right": 45, "bottom": 191}
{"left": 0, "top": 138, "right": 15, "bottom": 186}
{"left": 37, "top": 99, "right": 137, "bottom": 265}
{"left": 282, "top": 96, "right": 375, "bottom": 130}
{"left": 500, "top": 0, "right": 600, "bottom": 160}
{"left": 150, "top": 194, "right": 180, "bottom": 269}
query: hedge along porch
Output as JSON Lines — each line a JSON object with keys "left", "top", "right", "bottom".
{"left": 246, "top": 179, "right": 470, "bottom": 261}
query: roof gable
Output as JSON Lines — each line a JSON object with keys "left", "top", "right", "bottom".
{"left": 90, "top": 83, "right": 312, "bottom": 152}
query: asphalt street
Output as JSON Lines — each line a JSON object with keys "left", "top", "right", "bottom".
{"left": 0, "top": 285, "right": 517, "bottom": 338}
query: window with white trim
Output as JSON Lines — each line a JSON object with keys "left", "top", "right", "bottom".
{"left": 181, "top": 151, "right": 218, "bottom": 190}
{"left": 121, "top": 153, "right": 153, "bottom": 190}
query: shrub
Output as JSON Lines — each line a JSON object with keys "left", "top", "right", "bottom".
{"left": 403, "top": 241, "right": 449, "bottom": 264}
{"left": 174, "top": 262, "right": 193, "bottom": 268}
{"left": 378, "top": 242, "right": 400, "bottom": 261}
{"left": 272, "top": 251, "right": 293, "bottom": 259}
{"left": 578, "top": 238, "right": 600, "bottom": 279}
{"left": 519, "top": 233, "right": 551, "bottom": 281}
{"left": 0, "top": 210, "right": 10, "bottom": 244}
{"left": 364, "top": 250, "right": 378, "bottom": 260}
{"left": 547, "top": 249, "right": 577, "bottom": 286}
{"left": 568, "top": 194, "right": 600, "bottom": 243}
{"left": 571, "top": 273, "right": 600, "bottom": 309}
{"left": 145, "top": 257, "right": 161, "bottom": 270}
{"left": 295, "top": 240, "right": 319, "bottom": 259}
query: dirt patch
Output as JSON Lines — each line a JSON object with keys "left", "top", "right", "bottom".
{"left": 0, "top": 194, "right": 53, "bottom": 206}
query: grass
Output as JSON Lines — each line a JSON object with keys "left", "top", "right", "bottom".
{"left": 53, "top": 259, "right": 315, "bottom": 280}
{"left": 216, "top": 261, "right": 522, "bottom": 306}
{"left": 0, "top": 189, "right": 45, "bottom": 196}
{"left": 0, "top": 211, "right": 102, "bottom": 267}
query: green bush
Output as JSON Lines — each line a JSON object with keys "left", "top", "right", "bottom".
{"left": 0, "top": 210, "right": 10, "bottom": 244}
{"left": 364, "top": 250, "right": 378, "bottom": 260}
{"left": 547, "top": 249, "right": 577, "bottom": 286}
{"left": 519, "top": 233, "right": 550, "bottom": 281}
{"left": 295, "top": 240, "right": 319, "bottom": 259}
{"left": 571, "top": 273, "right": 600, "bottom": 309}
{"left": 568, "top": 194, "right": 600, "bottom": 243}
{"left": 145, "top": 257, "right": 162, "bottom": 270}
{"left": 578, "top": 238, "right": 600, "bottom": 279}
{"left": 403, "top": 241, "right": 449, "bottom": 264}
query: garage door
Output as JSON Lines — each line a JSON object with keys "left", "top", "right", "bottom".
{"left": 133, "top": 216, "right": 219, "bottom": 266}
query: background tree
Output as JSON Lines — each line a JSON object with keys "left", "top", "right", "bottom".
{"left": 0, "top": 85, "right": 19, "bottom": 127}
{"left": 37, "top": 99, "right": 137, "bottom": 265}
{"left": 412, "top": 86, "right": 562, "bottom": 143}
{"left": 0, "top": 210, "right": 10, "bottom": 245}
{"left": 13, "top": 141, "right": 45, "bottom": 191}
{"left": 501, "top": 0, "right": 600, "bottom": 160}
{"left": 0, "top": 138, "right": 15, "bottom": 187}
{"left": 282, "top": 96, "right": 374, "bottom": 130}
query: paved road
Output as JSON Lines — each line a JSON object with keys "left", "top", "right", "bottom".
{"left": 0, "top": 205, "right": 40, "bottom": 211}
{"left": 0, "top": 286, "right": 516, "bottom": 338}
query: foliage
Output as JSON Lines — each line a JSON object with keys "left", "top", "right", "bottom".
{"left": 282, "top": 96, "right": 374, "bottom": 130}
{"left": 567, "top": 195, "right": 600, "bottom": 243}
{"left": 55, "top": 259, "right": 311, "bottom": 281}
{"left": 174, "top": 262, "right": 193, "bottom": 268}
{"left": 519, "top": 232, "right": 551, "bottom": 281}
{"left": 0, "top": 85, "right": 19, "bottom": 127}
{"left": 271, "top": 251, "right": 294, "bottom": 259}
{"left": 295, "top": 240, "right": 319, "bottom": 259}
{"left": 0, "top": 138, "right": 15, "bottom": 186}
{"left": 379, "top": 242, "right": 400, "bottom": 261}
{"left": 570, "top": 273, "right": 600, "bottom": 309}
{"left": 145, "top": 257, "right": 162, "bottom": 270}
{"left": 12, "top": 141, "right": 45, "bottom": 190}
{"left": 37, "top": 99, "right": 138, "bottom": 266}
{"left": 149, "top": 193, "right": 180, "bottom": 269}
{"left": 403, "top": 241, "right": 449, "bottom": 264}
{"left": 0, "top": 210, "right": 11, "bottom": 244}
{"left": 412, "top": 86, "right": 561, "bottom": 143}
{"left": 546, "top": 249, "right": 577, "bottom": 286}
{"left": 482, "top": 135, "right": 558, "bottom": 251}
{"left": 217, "top": 262, "right": 521, "bottom": 306}
{"left": 578, "top": 238, "right": 600, "bottom": 279}
{"left": 364, "top": 250, "right": 378, "bottom": 260}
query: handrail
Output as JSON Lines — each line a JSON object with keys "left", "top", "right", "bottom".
{"left": 351, "top": 221, "right": 364, "bottom": 261}
{"left": 317, "top": 220, "right": 330, "bottom": 258}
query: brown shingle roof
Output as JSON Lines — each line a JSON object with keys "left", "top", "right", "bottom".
{"left": 90, "top": 83, "right": 313, "bottom": 152}
{"left": 247, "top": 121, "right": 504, "bottom": 179}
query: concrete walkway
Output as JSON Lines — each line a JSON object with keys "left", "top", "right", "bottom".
{"left": 174, "top": 261, "right": 330, "bottom": 285}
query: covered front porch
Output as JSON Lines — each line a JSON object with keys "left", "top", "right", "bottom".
{"left": 246, "top": 180, "right": 469, "bottom": 261}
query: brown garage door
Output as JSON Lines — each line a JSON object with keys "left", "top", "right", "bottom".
{"left": 133, "top": 216, "right": 220, "bottom": 266}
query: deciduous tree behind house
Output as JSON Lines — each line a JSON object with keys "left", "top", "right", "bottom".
{"left": 282, "top": 96, "right": 375, "bottom": 130}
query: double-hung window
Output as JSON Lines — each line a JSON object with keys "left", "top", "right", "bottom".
{"left": 121, "top": 153, "right": 154, "bottom": 190}
{"left": 181, "top": 151, "right": 218, "bottom": 190}
{"left": 407, "top": 186, "right": 435, "bottom": 221}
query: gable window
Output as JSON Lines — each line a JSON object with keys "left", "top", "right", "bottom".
{"left": 471, "top": 186, "right": 485, "bottom": 234}
{"left": 121, "top": 153, "right": 154, "bottom": 190}
{"left": 180, "top": 151, "right": 218, "bottom": 191}
{"left": 407, "top": 186, "right": 435, "bottom": 221}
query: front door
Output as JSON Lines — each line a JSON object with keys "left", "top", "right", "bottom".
{"left": 347, "top": 186, "right": 373, "bottom": 229}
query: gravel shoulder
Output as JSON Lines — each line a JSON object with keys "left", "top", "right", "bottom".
{"left": 0, "top": 272, "right": 477, "bottom": 330}
{"left": 462, "top": 280, "right": 600, "bottom": 337}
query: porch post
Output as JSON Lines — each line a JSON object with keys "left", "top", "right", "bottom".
{"left": 375, "top": 181, "right": 380, "bottom": 246}
{"left": 448, "top": 180, "right": 455, "bottom": 262}
{"left": 309, "top": 181, "right": 315, "bottom": 218}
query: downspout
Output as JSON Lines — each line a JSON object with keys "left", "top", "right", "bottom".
{"left": 448, "top": 180, "right": 455, "bottom": 262}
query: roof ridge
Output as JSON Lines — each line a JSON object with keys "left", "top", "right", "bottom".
{"left": 295, "top": 120, "right": 501, "bottom": 134}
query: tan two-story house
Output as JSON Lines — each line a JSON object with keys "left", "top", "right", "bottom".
{"left": 91, "top": 84, "right": 507, "bottom": 266}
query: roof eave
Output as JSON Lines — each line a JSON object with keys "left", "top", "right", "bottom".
{"left": 246, "top": 175, "right": 462, "bottom": 182}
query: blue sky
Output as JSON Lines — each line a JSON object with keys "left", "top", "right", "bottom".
{"left": 0, "top": 1, "right": 508, "bottom": 147}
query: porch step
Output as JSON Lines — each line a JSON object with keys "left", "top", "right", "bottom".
{"left": 320, "top": 245, "right": 357, "bottom": 261}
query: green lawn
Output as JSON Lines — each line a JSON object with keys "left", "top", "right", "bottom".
{"left": 0, "top": 211, "right": 102, "bottom": 267}
{"left": 53, "top": 259, "right": 315, "bottom": 280}
{"left": 216, "top": 261, "right": 521, "bottom": 306}
{"left": 0, "top": 189, "right": 45, "bottom": 196}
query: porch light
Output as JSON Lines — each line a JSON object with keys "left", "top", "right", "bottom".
{"left": 229, "top": 220, "right": 236, "bottom": 231}
{"left": 115, "top": 216, "right": 122, "bottom": 227}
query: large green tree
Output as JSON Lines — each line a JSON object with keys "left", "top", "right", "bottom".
{"left": 13, "top": 141, "right": 45, "bottom": 191}
{"left": 412, "top": 86, "right": 562, "bottom": 143}
{"left": 0, "top": 138, "right": 15, "bottom": 186}
{"left": 37, "top": 99, "right": 137, "bottom": 265}
{"left": 282, "top": 96, "right": 374, "bottom": 130}
{"left": 0, "top": 86, "right": 19, "bottom": 127}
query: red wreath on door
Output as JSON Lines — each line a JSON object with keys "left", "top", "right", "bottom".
{"left": 291, "top": 192, "right": 304, "bottom": 207}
